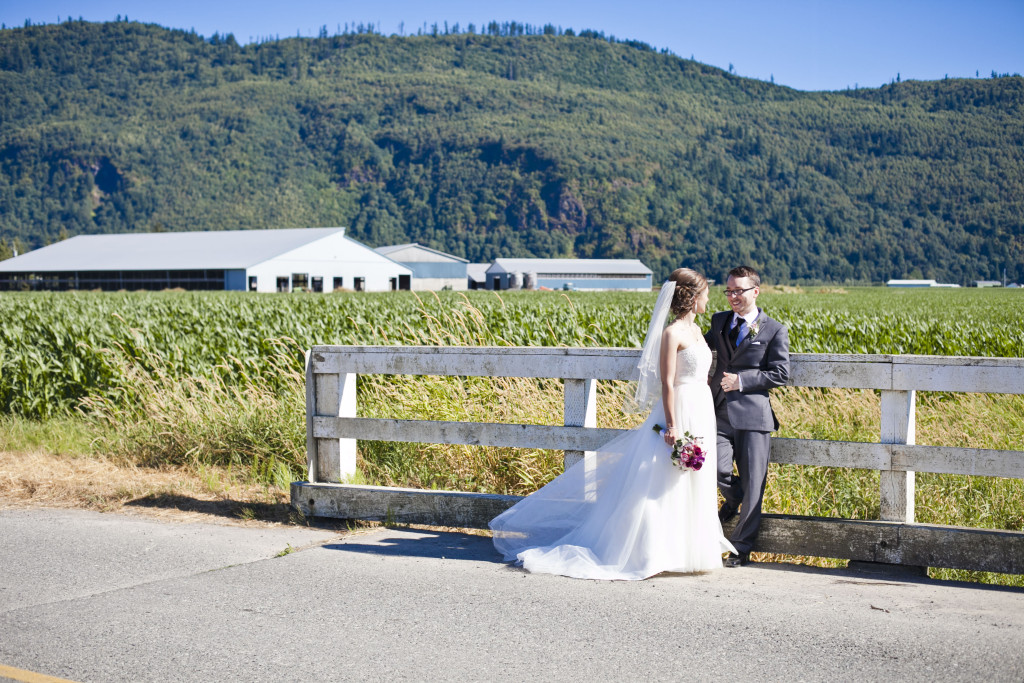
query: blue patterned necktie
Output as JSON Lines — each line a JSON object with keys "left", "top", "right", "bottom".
{"left": 729, "top": 318, "right": 744, "bottom": 347}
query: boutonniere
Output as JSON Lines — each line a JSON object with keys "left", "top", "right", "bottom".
{"left": 748, "top": 320, "right": 761, "bottom": 340}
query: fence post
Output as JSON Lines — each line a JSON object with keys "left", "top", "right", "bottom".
{"left": 313, "top": 370, "right": 358, "bottom": 482}
{"left": 880, "top": 389, "right": 916, "bottom": 523}
{"left": 305, "top": 352, "right": 316, "bottom": 482}
{"left": 563, "top": 378, "right": 597, "bottom": 469}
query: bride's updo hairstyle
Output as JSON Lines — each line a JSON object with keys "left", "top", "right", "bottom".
{"left": 668, "top": 268, "right": 708, "bottom": 317}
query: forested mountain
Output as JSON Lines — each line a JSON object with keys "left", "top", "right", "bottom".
{"left": 1, "top": 19, "right": 1021, "bottom": 283}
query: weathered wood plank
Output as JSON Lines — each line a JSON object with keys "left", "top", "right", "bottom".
{"left": 894, "top": 354, "right": 1024, "bottom": 367}
{"left": 880, "top": 390, "right": 916, "bottom": 523}
{"left": 770, "top": 438, "right": 890, "bottom": 470}
{"left": 336, "top": 372, "right": 358, "bottom": 478}
{"left": 312, "top": 372, "right": 358, "bottom": 482}
{"left": 892, "top": 444, "right": 1024, "bottom": 479}
{"left": 743, "top": 515, "right": 1024, "bottom": 574}
{"left": 738, "top": 515, "right": 899, "bottom": 564}
{"left": 788, "top": 360, "right": 892, "bottom": 390}
{"left": 893, "top": 361, "right": 1024, "bottom": 394}
{"left": 314, "top": 416, "right": 627, "bottom": 451}
{"left": 894, "top": 523, "right": 1024, "bottom": 574}
{"left": 291, "top": 481, "right": 521, "bottom": 528}
{"left": 314, "top": 372, "right": 341, "bottom": 482}
{"left": 310, "top": 346, "right": 1024, "bottom": 391}
{"left": 311, "top": 345, "right": 641, "bottom": 380}
{"left": 748, "top": 516, "right": 903, "bottom": 566}
{"left": 313, "top": 417, "right": 1018, "bottom": 480}
{"left": 563, "top": 378, "right": 597, "bottom": 469}
{"left": 770, "top": 440, "right": 1024, "bottom": 479}
{"left": 791, "top": 353, "right": 895, "bottom": 363}
{"left": 304, "top": 352, "right": 316, "bottom": 483}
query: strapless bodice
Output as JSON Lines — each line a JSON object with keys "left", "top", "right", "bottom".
{"left": 674, "top": 343, "right": 712, "bottom": 386}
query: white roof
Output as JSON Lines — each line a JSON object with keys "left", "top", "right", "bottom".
{"left": 0, "top": 228, "right": 348, "bottom": 272}
{"left": 374, "top": 243, "right": 468, "bottom": 263}
{"left": 487, "top": 258, "right": 652, "bottom": 276}
{"left": 466, "top": 263, "right": 490, "bottom": 282}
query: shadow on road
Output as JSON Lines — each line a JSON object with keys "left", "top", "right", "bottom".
{"left": 125, "top": 492, "right": 298, "bottom": 522}
{"left": 323, "top": 528, "right": 504, "bottom": 563}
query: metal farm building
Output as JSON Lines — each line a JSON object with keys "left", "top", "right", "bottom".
{"left": 373, "top": 243, "right": 468, "bottom": 291}
{"left": 0, "top": 228, "right": 412, "bottom": 293}
{"left": 484, "top": 258, "right": 653, "bottom": 291}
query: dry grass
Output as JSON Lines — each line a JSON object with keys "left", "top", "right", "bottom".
{"left": 0, "top": 448, "right": 304, "bottom": 526}
{"left": 358, "top": 374, "right": 565, "bottom": 494}
{"left": 759, "top": 284, "right": 806, "bottom": 295}
{"left": 80, "top": 339, "right": 307, "bottom": 490}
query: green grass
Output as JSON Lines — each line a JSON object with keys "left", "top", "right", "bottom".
{"left": 0, "top": 413, "right": 104, "bottom": 455}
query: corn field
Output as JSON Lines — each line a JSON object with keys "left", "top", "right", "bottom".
{"left": 0, "top": 286, "right": 1022, "bottom": 418}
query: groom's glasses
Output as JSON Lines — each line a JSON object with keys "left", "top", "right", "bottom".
{"left": 723, "top": 287, "right": 756, "bottom": 297}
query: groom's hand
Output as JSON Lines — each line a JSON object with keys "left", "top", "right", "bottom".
{"left": 721, "top": 372, "right": 740, "bottom": 392}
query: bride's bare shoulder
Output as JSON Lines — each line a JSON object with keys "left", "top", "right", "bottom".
{"left": 663, "top": 319, "right": 702, "bottom": 350}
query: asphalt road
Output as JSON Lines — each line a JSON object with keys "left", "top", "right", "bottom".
{"left": 1, "top": 508, "right": 1023, "bottom": 682}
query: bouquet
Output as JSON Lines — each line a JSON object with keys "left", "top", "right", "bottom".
{"left": 653, "top": 424, "right": 706, "bottom": 471}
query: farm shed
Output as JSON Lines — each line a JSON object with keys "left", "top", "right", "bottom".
{"left": 886, "top": 279, "right": 938, "bottom": 287}
{"left": 886, "top": 279, "right": 960, "bottom": 288}
{"left": 373, "top": 243, "right": 468, "bottom": 291}
{"left": 485, "top": 258, "right": 653, "bottom": 291}
{"left": 466, "top": 264, "right": 489, "bottom": 290}
{"left": 0, "top": 228, "right": 412, "bottom": 293}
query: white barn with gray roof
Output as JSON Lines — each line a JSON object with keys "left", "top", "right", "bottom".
{"left": 0, "top": 227, "right": 412, "bottom": 293}
{"left": 373, "top": 243, "right": 468, "bottom": 291}
{"left": 485, "top": 258, "right": 652, "bottom": 291}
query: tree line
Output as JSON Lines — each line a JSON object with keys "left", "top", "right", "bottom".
{"left": 0, "top": 20, "right": 1021, "bottom": 283}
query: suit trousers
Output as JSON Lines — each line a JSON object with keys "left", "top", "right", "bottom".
{"left": 716, "top": 415, "right": 771, "bottom": 555}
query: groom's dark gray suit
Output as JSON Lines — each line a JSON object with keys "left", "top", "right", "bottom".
{"left": 705, "top": 309, "right": 789, "bottom": 554}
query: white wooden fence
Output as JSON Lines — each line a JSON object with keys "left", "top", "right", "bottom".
{"left": 291, "top": 346, "right": 1024, "bottom": 575}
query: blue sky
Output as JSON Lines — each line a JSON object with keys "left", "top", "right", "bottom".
{"left": 2, "top": 0, "right": 1022, "bottom": 91}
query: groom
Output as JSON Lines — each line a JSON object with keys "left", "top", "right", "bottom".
{"left": 706, "top": 266, "right": 790, "bottom": 567}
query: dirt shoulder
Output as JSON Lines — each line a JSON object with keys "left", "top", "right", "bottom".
{"left": 0, "top": 449, "right": 309, "bottom": 528}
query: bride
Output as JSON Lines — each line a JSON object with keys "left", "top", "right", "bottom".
{"left": 490, "top": 268, "right": 736, "bottom": 580}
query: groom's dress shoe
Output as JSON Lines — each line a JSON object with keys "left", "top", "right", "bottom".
{"left": 718, "top": 503, "right": 738, "bottom": 524}
{"left": 724, "top": 552, "right": 749, "bottom": 568}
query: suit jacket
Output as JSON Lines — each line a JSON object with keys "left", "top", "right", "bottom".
{"left": 705, "top": 308, "right": 790, "bottom": 432}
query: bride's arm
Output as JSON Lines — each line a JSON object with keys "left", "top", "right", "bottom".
{"left": 659, "top": 325, "right": 682, "bottom": 446}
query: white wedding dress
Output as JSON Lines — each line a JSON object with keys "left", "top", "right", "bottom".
{"left": 490, "top": 341, "right": 736, "bottom": 580}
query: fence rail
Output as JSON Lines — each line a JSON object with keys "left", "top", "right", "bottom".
{"left": 292, "top": 345, "right": 1024, "bottom": 575}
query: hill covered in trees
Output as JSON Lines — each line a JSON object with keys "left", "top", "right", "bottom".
{"left": 1, "top": 19, "right": 1021, "bottom": 283}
